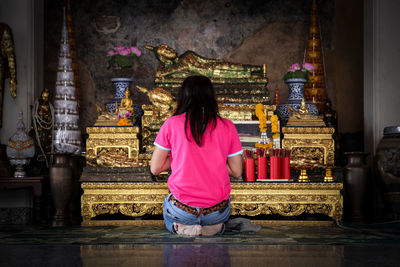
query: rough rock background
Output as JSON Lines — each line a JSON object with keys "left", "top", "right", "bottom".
{"left": 44, "top": 0, "right": 363, "bottom": 134}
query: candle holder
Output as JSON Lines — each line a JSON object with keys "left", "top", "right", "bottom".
{"left": 324, "top": 166, "right": 335, "bottom": 182}
{"left": 244, "top": 158, "right": 255, "bottom": 182}
{"left": 298, "top": 168, "right": 310, "bottom": 182}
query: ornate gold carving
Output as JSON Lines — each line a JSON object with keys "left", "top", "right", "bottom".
{"left": 81, "top": 182, "right": 343, "bottom": 224}
{"left": 86, "top": 126, "right": 141, "bottom": 167}
{"left": 286, "top": 99, "right": 326, "bottom": 127}
{"left": 141, "top": 105, "right": 166, "bottom": 153}
{"left": 0, "top": 23, "right": 17, "bottom": 105}
{"left": 7, "top": 138, "right": 34, "bottom": 150}
{"left": 282, "top": 126, "right": 335, "bottom": 166}
{"left": 87, "top": 127, "right": 140, "bottom": 134}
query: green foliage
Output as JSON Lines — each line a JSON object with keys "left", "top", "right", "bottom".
{"left": 108, "top": 54, "right": 142, "bottom": 70}
{"left": 283, "top": 70, "right": 309, "bottom": 81}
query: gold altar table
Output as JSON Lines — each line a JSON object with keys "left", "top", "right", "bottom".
{"left": 81, "top": 181, "right": 343, "bottom": 226}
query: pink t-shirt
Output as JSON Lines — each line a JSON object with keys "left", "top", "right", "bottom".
{"left": 154, "top": 113, "right": 242, "bottom": 207}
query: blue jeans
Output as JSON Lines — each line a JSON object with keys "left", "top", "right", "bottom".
{"left": 163, "top": 193, "right": 231, "bottom": 234}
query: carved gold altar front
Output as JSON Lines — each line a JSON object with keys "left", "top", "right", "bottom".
{"left": 282, "top": 126, "right": 335, "bottom": 166}
{"left": 81, "top": 181, "right": 343, "bottom": 226}
{"left": 86, "top": 126, "right": 141, "bottom": 165}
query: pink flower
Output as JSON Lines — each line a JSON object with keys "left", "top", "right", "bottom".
{"left": 289, "top": 63, "right": 301, "bottom": 71}
{"left": 119, "top": 48, "right": 130, "bottom": 56}
{"left": 107, "top": 45, "right": 142, "bottom": 71}
{"left": 129, "top": 46, "right": 142, "bottom": 56}
{"left": 115, "top": 46, "right": 126, "bottom": 52}
{"left": 302, "top": 62, "right": 315, "bottom": 72}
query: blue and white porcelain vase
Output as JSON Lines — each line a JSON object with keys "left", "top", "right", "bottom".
{"left": 276, "top": 78, "right": 319, "bottom": 125}
{"left": 107, "top": 78, "right": 133, "bottom": 113}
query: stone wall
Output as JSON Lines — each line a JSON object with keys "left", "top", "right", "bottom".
{"left": 44, "top": 0, "right": 362, "bottom": 134}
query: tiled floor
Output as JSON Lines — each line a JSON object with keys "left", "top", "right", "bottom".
{"left": 1, "top": 244, "right": 400, "bottom": 266}
{"left": 0, "top": 221, "right": 399, "bottom": 266}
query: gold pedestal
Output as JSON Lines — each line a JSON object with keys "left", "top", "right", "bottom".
{"left": 282, "top": 126, "right": 335, "bottom": 166}
{"left": 86, "top": 126, "right": 140, "bottom": 164}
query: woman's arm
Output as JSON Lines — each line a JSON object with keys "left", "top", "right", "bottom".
{"left": 227, "top": 154, "right": 243, "bottom": 178}
{"left": 150, "top": 147, "right": 171, "bottom": 175}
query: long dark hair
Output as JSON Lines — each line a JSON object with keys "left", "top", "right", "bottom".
{"left": 174, "top": 75, "right": 219, "bottom": 146}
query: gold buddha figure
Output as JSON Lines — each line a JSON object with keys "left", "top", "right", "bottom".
{"left": 298, "top": 98, "right": 310, "bottom": 115}
{"left": 119, "top": 89, "right": 134, "bottom": 112}
{"left": 286, "top": 98, "right": 326, "bottom": 127}
{"left": 117, "top": 89, "right": 135, "bottom": 126}
{"left": 145, "top": 44, "right": 263, "bottom": 80}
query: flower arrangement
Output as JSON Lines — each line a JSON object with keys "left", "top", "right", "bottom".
{"left": 283, "top": 62, "right": 315, "bottom": 81}
{"left": 107, "top": 45, "right": 142, "bottom": 77}
{"left": 255, "top": 103, "right": 267, "bottom": 132}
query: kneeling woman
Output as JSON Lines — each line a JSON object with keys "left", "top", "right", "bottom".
{"left": 150, "top": 75, "right": 243, "bottom": 236}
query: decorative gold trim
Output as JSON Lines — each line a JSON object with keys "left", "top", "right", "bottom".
{"left": 81, "top": 219, "right": 334, "bottom": 227}
{"left": 87, "top": 126, "right": 140, "bottom": 134}
{"left": 282, "top": 126, "right": 335, "bottom": 166}
{"left": 81, "top": 182, "right": 343, "bottom": 224}
{"left": 282, "top": 127, "right": 334, "bottom": 134}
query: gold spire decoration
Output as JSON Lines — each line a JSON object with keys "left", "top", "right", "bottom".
{"left": 66, "top": 0, "right": 81, "bottom": 112}
{"left": 273, "top": 85, "right": 280, "bottom": 106}
{"left": 304, "top": 0, "right": 328, "bottom": 114}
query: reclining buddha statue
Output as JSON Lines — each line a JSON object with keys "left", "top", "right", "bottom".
{"left": 145, "top": 44, "right": 269, "bottom": 105}
{"left": 145, "top": 44, "right": 265, "bottom": 80}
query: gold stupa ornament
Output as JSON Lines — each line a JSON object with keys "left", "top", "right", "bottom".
{"left": 304, "top": 0, "right": 328, "bottom": 113}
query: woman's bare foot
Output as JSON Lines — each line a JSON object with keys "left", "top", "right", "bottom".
{"left": 173, "top": 223, "right": 202, "bottom": 236}
{"left": 201, "top": 223, "right": 223, "bottom": 236}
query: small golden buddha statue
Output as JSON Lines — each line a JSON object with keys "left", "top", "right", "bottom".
{"left": 298, "top": 98, "right": 310, "bottom": 114}
{"left": 145, "top": 44, "right": 263, "bottom": 80}
{"left": 286, "top": 98, "right": 326, "bottom": 127}
{"left": 119, "top": 89, "right": 134, "bottom": 112}
{"left": 117, "top": 89, "right": 135, "bottom": 126}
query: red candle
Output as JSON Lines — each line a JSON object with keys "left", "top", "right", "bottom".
{"left": 281, "top": 157, "right": 290, "bottom": 180}
{"left": 257, "top": 157, "right": 267, "bottom": 180}
{"left": 270, "top": 157, "right": 281, "bottom": 180}
{"left": 244, "top": 158, "right": 255, "bottom": 182}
